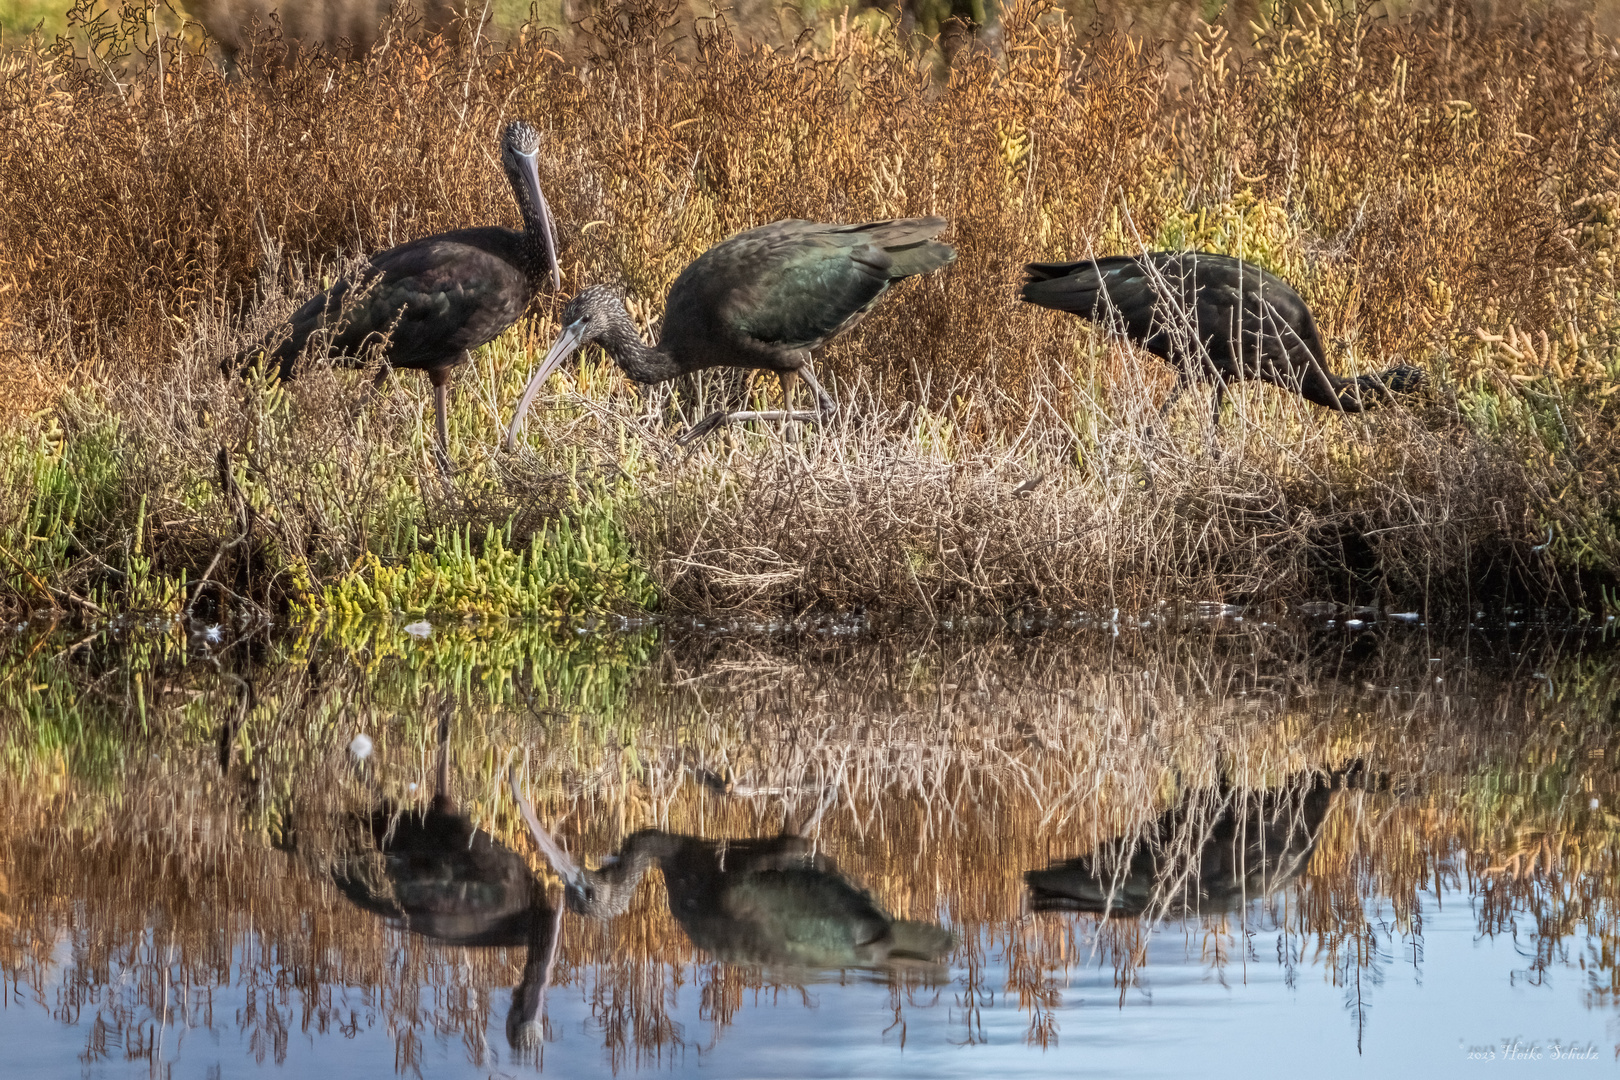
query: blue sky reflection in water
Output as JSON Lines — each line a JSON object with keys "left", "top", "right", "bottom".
{"left": 1, "top": 619, "right": 1617, "bottom": 1078}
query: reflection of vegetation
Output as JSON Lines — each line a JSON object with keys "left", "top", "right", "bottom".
{"left": 3, "top": 620, "right": 1620, "bottom": 1062}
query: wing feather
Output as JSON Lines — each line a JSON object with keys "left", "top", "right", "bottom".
{"left": 668, "top": 218, "right": 953, "bottom": 353}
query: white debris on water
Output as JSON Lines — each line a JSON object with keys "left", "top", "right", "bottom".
{"left": 1390, "top": 612, "right": 1420, "bottom": 622}
{"left": 403, "top": 620, "right": 432, "bottom": 639}
{"left": 349, "top": 734, "right": 374, "bottom": 760}
{"left": 1345, "top": 619, "right": 1366, "bottom": 629}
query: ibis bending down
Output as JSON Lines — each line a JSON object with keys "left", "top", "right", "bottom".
{"left": 507, "top": 771, "right": 953, "bottom": 973}
{"left": 230, "top": 120, "right": 561, "bottom": 472}
{"left": 505, "top": 217, "right": 956, "bottom": 447}
{"left": 1024, "top": 770, "right": 1341, "bottom": 918}
{"left": 1021, "top": 252, "right": 1423, "bottom": 425}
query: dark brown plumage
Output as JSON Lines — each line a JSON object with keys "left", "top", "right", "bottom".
{"left": 1022, "top": 252, "right": 1423, "bottom": 424}
{"left": 231, "top": 120, "right": 560, "bottom": 472}
{"left": 506, "top": 217, "right": 956, "bottom": 446}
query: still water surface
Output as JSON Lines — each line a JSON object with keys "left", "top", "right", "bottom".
{"left": 2, "top": 615, "right": 1616, "bottom": 1077}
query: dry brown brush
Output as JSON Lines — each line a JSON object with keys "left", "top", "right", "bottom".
{"left": 0, "top": 0, "right": 1617, "bottom": 617}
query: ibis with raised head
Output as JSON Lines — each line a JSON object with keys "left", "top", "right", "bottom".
{"left": 230, "top": 120, "right": 562, "bottom": 472}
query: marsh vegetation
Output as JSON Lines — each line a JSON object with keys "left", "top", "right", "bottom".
{"left": 0, "top": 0, "right": 1616, "bottom": 621}
{"left": 2, "top": 6, "right": 1616, "bottom": 1072}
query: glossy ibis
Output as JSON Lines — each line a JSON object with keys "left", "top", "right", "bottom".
{"left": 505, "top": 217, "right": 956, "bottom": 447}
{"left": 1024, "top": 769, "right": 1354, "bottom": 918}
{"left": 1021, "top": 253, "right": 1423, "bottom": 426}
{"left": 231, "top": 120, "right": 561, "bottom": 472}
{"left": 330, "top": 711, "right": 562, "bottom": 1049}
{"left": 508, "top": 770, "right": 952, "bottom": 972}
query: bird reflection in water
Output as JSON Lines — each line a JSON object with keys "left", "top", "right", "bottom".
{"left": 1025, "top": 769, "right": 1358, "bottom": 918}
{"left": 331, "top": 711, "right": 561, "bottom": 1052}
{"left": 508, "top": 770, "right": 954, "bottom": 975}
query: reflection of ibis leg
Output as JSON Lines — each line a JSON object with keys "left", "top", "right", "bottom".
{"left": 784, "top": 778, "right": 839, "bottom": 837}
{"left": 507, "top": 892, "right": 565, "bottom": 1052}
{"left": 435, "top": 704, "right": 452, "bottom": 805}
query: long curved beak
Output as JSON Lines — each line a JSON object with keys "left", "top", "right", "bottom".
{"left": 517, "top": 151, "right": 561, "bottom": 292}
{"left": 505, "top": 318, "right": 587, "bottom": 448}
{"left": 507, "top": 767, "right": 586, "bottom": 892}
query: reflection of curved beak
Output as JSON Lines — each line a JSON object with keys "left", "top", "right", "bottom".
{"left": 505, "top": 318, "right": 587, "bottom": 448}
{"left": 517, "top": 150, "right": 561, "bottom": 292}
{"left": 507, "top": 768, "right": 586, "bottom": 891}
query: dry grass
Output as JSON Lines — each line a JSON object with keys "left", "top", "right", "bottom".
{"left": 0, "top": 0, "right": 1617, "bottom": 617}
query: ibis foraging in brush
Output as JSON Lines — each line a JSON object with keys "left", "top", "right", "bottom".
{"left": 505, "top": 217, "right": 956, "bottom": 447}
{"left": 1021, "top": 252, "right": 1423, "bottom": 426}
{"left": 229, "top": 120, "right": 561, "bottom": 473}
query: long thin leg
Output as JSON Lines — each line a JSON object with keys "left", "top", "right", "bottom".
{"left": 1159, "top": 382, "right": 1184, "bottom": 420}
{"left": 348, "top": 363, "right": 393, "bottom": 424}
{"left": 778, "top": 371, "right": 801, "bottom": 443}
{"left": 429, "top": 368, "right": 453, "bottom": 476}
{"left": 676, "top": 363, "right": 831, "bottom": 448}
{"left": 796, "top": 361, "right": 837, "bottom": 416}
{"left": 1207, "top": 379, "right": 1227, "bottom": 460}
{"left": 1143, "top": 370, "right": 1189, "bottom": 443}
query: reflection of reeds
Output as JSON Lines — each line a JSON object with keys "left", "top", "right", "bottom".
{"left": 2, "top": 620, "right": 1618, "bottom": 1057}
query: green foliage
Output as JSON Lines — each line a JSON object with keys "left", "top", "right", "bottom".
{"left": 307, "top": 510, "right": 656, "bottom": 621}
{"left": 0, "top": 0, "right": 69, "bottom": 39}
{"left": 0, "top": 388, "right": 661, "bottom": 620}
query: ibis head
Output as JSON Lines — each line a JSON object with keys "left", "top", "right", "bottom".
{"left": 500, "top": 120, "right": 561, "bottom": 293}
{"left": 506, "top": 286, "right": 639, "bottom": 446}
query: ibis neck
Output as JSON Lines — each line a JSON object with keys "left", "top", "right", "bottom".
{"left": 519, "top": 222, "right": 550, "bottom": 285}
{"left": 572, "top": 831, "right": 678, "bottom": 919}
{"left": 508, "top": 166, "right": 555, "bottom": 288}
{"left": 600, "top": 311, "right": 683, "bottom": 385}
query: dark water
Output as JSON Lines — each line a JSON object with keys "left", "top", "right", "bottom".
{"left": 2, "top": 614, "right": 1617, "bottom": 1077}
